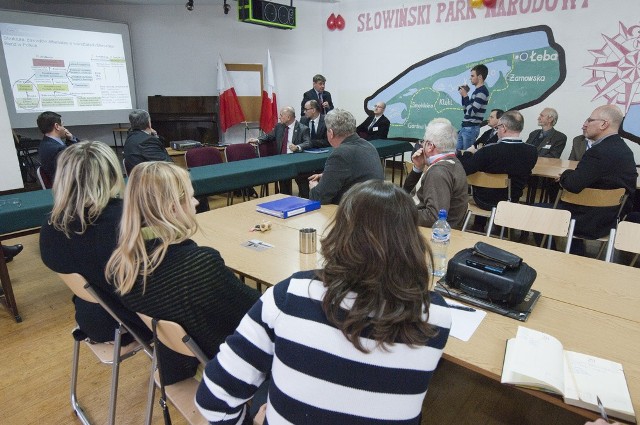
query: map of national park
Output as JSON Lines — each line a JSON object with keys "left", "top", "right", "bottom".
{"left": 364, "top": 26, "right": 565, "bottom": 139}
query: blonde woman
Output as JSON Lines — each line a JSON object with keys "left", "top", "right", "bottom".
{"left": 196, "top": 180, "right": 452, "bottom": 424}
{"left": 40, "top": 141, "right": 149, "bottom": 344}
{"left": 106, "top": 162, "right": 259, "bottom": 384}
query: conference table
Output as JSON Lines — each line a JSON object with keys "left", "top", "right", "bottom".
{"left": 0, "top": 139, "right": 412, "bottom": 322}
{"left": 192, "top": 195, "right": 640, "bottom": 422}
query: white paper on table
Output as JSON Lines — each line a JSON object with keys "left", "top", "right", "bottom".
{"left": 446, "top": 299, "right": 487, "bottom": 342}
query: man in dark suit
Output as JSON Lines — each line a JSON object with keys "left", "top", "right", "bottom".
{"left": 300, "top": 74, "right": 334, "bottom": 116}
{"left": 309, "top": 109, "right": 384, "bottom": 204}
{"left": 558, "top": 105, "right": 637, "bottom": 240}
{"left": 291, "top": 100, "right": 328, "bottom": 198}
{"left": 356, "top": 102, "right": 390, "bottom": 140}
{"left": 37, "top": 111, "right": 79, "bottom": 180}
{"left": 525, "top": 107, "right": 567, "bottom": 158}
{"left": 249, "top": 106, "right": 310, "bottom": 195}
{"left": 459, "top": 110, "right": 538, "bottom": 230}
{"left": 473, "top": 108, "right": 503, "bottom": 148}
{"left": 123, "top": 109, "right": 172, "bottom": 173}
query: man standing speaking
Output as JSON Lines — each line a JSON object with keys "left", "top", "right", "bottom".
{"left": 457, "top": 64, "right": 489, "bottom": 151}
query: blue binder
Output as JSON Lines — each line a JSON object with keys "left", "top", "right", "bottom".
{"left": 256, "top": 196, "right": 321, "bottom": 218}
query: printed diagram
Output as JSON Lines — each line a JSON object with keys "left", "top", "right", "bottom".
{"left": 363, "top": 26, "right": 565, "bottom": 140}
{"left": 584, "top": 21, "right": 640, "bottom": 143}
{"left": 11, "top": 55, "right": 129, "bottom": 111}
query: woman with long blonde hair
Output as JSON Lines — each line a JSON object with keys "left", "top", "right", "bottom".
{"left": 40, "top": 141, "right": 149, "bottom": 343}
{"left": 196, "top": 180, "right": 452, "bottom": 424}
{"left": 106, "top": 161, "right": 259, "bottom": 384}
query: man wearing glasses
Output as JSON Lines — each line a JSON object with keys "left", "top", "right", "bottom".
{"left": 410, "top": 119, "right": 468, "bottom": 228}
{"left": 557, "top": 105, "right": 637, "bottom": 241}
{"left": 356, "top": 102, "right": 390, "bottom": 140}
{"left": 525, "top": 107, "right": 567, "bottom": 158}
{"left": 459, "top": 110, "right": 537, "bottom": 231}
{"left": 37, "top": 111, "right": 80, "bottom": 180}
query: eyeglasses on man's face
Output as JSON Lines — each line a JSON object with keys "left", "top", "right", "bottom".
{"left": 496, "top": 123, "right": 506, "bottom": 130}
{"left": 585, "top": 117, "right": 606, "bottom": 124}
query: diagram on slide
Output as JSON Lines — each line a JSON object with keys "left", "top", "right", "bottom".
{"left": 363, "top": 26, "right": 565, "bottom": 140}
{"left": 0, "top": 23, "right": 132, "bottom": 113}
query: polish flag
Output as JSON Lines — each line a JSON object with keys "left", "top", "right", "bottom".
{"left": 259, "top": 50, "right": 278, "bottom": 133}
{"left": 217, "top": 55, "right": 245, "bottom": 133}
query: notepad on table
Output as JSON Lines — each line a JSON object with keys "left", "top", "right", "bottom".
{"left": 256, "top": 196, "right": 321, "bottom": 218}
{"left": 501, "top": 326, "right": 636, "bottom": 423}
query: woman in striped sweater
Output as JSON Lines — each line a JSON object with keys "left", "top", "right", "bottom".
{"left": 196, "top": 180, "right": 452, "bottom": 424}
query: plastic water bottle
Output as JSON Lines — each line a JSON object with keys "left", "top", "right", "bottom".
{"left": 430, "top": 209, "right": 451, "bottom": 277}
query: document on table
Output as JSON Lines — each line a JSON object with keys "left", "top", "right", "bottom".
{"left": 446, "top": 299, "right": 487, "bottom": 342}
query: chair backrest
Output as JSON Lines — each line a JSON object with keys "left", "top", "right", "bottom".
{"left": 467, "top": 172, "right": 509, "bottom": 189}
{"left": 258, "top": 141, "right": 277, "bottom": 158}
{"left": 493, "top": 201, "right": 573, "bottom": 237}
{"left": 558, "top": 187, "right": 627, "bottom": 208}
{"left": 37, "top": 166, "right": 53, "bottom": 189}
{"left": 185, "top": 147, "right": 223, "bottom": 168}
{"left": 225, "top": 143, "right": 258, "bottom": 162}
{"left": 613, "top": 220, "right": 640, "bottom": 255}
{"left": 57, "top": 273, "right": 98, "bottom": 303}
{"left": 137, "top": 313, "right": 208, "bottom": 365}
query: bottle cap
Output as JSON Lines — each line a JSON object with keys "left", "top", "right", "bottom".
{"left": 438, "top": 209, "right": 447, "bottom": 220}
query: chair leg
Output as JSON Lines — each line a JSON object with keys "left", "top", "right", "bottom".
{"left": 70, "top": 335, "right": 91, "bottom": 425}
{"left": 144, "top": 348, "right": 158, "bottom": 425}
{"left": 461, "top": 211, "right": 472, "bottom": 232}
{"left": 107, "top": 326, "right": 124, "bottom": 425}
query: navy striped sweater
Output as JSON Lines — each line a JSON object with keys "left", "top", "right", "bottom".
{"left": 462, "top": 84, "right": 489, "bottom": 126}
{"left": 196, "top": 270, "right": 452, "bottom": 424}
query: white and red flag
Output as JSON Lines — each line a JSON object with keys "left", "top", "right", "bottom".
{"left": 259, "top": 50, "right": 278, "bottom": 133}
{"left": 217, "top": 55, "right": 245, "bottom": 133}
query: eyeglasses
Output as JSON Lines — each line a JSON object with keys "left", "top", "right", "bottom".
{"left": 585, "top": 118, "right": 606, "bottom": 124}
{"left": 496, "top": 123, "right": 506, "bottom": 129}
{"left": 374, "top": 105, "right": 384, "bottom": 109}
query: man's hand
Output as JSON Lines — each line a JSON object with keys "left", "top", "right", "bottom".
{"left": 288, "top": 144, "right": 299, "bottom": 152}
{"left": 252, "top": 404, "right": 267, "bottom": 425}
{"left": 149, "top": 128, "right": 158, "bottom": 137}
{"left": 309, "top": 173, "right": 322, "bottom": 189}
{"left": 411, "top": 147, "right": 426, "bottom": 170}
{"left": 465, "top": 145, "right": 478, "bottom": 154}
{"left": 64, "top": 129, "right": 75, "bottom": 140}
{"left": 248, "top": 138, "right": 259, "bottom": 145}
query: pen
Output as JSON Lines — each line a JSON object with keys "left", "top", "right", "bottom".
{"left": 446, "top": 303, "right": 476, "bottom": 312}
{"left": 596, "top": 396, "right": 609, "bottom": 422}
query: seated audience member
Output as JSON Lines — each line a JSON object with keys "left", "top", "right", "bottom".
{"left": 525, "top": 107, "right": 567, "bottom": 158}
{"left": 473, "top": 108, "right": 503, "bottom": 148}
{"left": 309, "top": 109, "right": 384, "bottom": 204}
{"left": 568, "top": 134, "right": 590, "bottom": 161}
{"left": 37, "top": 111, "right": 80, "bottom": 179}
{"left": 557, "top": 105, "right": 637, "bottom": 240}
{"left": 249, "top": 106, "right": 310, "bottom": 195}
{"left": 301, "top": 74, "right": 334, "bottom": 116}
{"left": 123, "top": 109, "right": 172, "bottom": 172}
{"left": 40, "top": 141, "right": 150, "bottom": 344}
{"left": 106, "top": 162, "right": 260, "bottom": 384}
{"left": 292, "top": 100, "right": 328, "bottom": 198}
{"left": 411, "top": 119, "right": 468, "bottom": 228}
{"left": 196, "top": 180, "right": 452, "bottom": 424}
{"left": 356, "top": 101, "right": 390, "bottom": 140}
{"left": 459, "top": 110, "right": 538, "bottom": 230}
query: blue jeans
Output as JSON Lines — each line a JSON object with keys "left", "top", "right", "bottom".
{"left": 456, "top": 125, "right": 480, "bottom": 151}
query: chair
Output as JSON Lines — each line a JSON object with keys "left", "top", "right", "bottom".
{"left": 553, "top": 187, "right": 628, "bottom": 259}
{"left": 487, "top": 201, "right": 575, "bottom": 253}
{"left": 36, "top": 166, "right": 53, "bottom": 189}
{"left": 57, "top": 273, "right": 144, "bottom": 425}
{"left": 605, "top": 220, "right": 640, "bottom": 265}
{"left": 184, "top": 147, "right": 223, "bottom": 168}
{"left": 461, "top": 172, "right": 511, "bottom": 235}
{"left": 137, "top": 313, "right": 209, "bottom": 425}
{"left": 225, "top": 143, "right": 259, "bottom": 205}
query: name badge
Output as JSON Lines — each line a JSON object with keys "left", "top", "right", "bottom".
{"left": 543, "top": 144, "right": 551, "bottom": 149}
{"left": 372, "top": 126, "right": 379, "bottom": 131}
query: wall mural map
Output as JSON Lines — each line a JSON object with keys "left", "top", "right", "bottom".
{"left": 364, "top": 26, "right": 565, "bottom": 140}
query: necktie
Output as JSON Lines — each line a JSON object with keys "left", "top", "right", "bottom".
{"left": 368, "top": 117, "right": 377, "bottom": 130}
{"left": 310, "top": 120, "right": 316, "bottom": 139}
{"left": 281, "top": 125, "right": 289, "bottom": 154}
{"left": 318, "top": 92, "right": 324, "bottom": 111}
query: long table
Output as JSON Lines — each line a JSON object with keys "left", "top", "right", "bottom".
{"left": 0, "top": 139, "right": 412, "bottom": 322}
{"left": 191, "top": 195, "right": 640, "bottom": 422}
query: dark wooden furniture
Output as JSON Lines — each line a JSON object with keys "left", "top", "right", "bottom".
{"left": 148, "top": 96, "right": 219, "bottom": 144}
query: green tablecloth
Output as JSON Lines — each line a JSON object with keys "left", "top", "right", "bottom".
{"left": 0, "top": 190, "right": 53, "bottom": 235}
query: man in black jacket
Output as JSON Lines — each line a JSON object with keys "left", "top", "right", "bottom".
{"left": 301, "top": 74, "right": 334, "bottom": 116}
{"left": 123, "top": 109, "right": 172, "bottom": 172}
{"left": 37, "top": 111, "right": 79, "bottom": 180}
{"left": 356, "top": 102, "right": 390, "bottom": 140}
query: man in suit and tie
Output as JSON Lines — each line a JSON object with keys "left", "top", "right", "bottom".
{"left": 525, "top": 107, "right": 567, "bottom": 158}
{"left": 356, "top": 102, "right": 390, "bottom": 140}
{"left": 473, "top": 108, "right": 503, "bottom": 148}
{"left": 249, "top": 106, "right": 310, "bottom": 195}
{"left": 300, "top": 74, "right": 334, "bottom": 116}
{"left": 290, "top": 100, "right": 328, "bottom": 198}
{"left": 568, "top": 134, "right": 590, "bottom": 161}
{"left": 37, "top": 111, "right": 80, "bottom": 180}
{"left": 309, "top": 109, "right": 384, "bottom": 204}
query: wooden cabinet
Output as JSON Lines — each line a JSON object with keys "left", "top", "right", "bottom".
{"left": 148, "top": 96, "right": 219, "bottom": 144}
